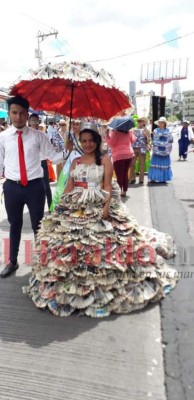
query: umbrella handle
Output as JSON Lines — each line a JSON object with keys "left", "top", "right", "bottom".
{"left": 68, "top": 83, "right": 75, "bottom": 138}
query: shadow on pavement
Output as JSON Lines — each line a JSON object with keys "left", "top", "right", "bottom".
{"left": 180, "top": 199, "right": 194, "bottom": 202}
{"left": 128, "top": 184, "right": 145, "bottom": 189}
{"left": 147, "top": 182, "right": 168, "bottom": 187}
{"left": 0, "top": 272, "right": 115, "bottom": 348}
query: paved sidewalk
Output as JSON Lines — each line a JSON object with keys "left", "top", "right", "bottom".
{"left": 0, "top": 179, "right": 166, "bottom": 400}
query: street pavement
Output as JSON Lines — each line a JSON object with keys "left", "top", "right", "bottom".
{"left": 0, "top": 137, "right": 193, "bottom": 400}
{"left": 0, "top": 174, "right": 166, "bottom": 399}
{"left": 149, "top": 136, "right": 194, "bottom": 400}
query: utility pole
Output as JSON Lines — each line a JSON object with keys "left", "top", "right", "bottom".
{"left": 35, "top": 29, "right": 58, "bottom": 67}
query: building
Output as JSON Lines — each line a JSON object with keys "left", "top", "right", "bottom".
{"left": 172, "top": 81, "right": 181, "bottom": 103}
{"left": 182, "top": 90, "right": 194, "bottom": 123}
{"left": 129, "top": 81, "right": 137, "bottom": 113}
{"left": 0, "top": 89, "right": 9, "bottom": 123}
{"left": 136, "top": 94, "right": 151, "bottom": 117}
{"left": 148, "top": 90, "right": 155, "bottom": 97}
{"left": 0, "top": 89, "right": 9, "bottom": 109}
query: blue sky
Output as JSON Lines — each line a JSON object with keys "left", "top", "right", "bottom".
{"left": 163, "top": 29, "right": 179, "bottom": 48}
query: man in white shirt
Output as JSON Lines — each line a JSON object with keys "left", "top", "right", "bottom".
{"left": 47, "top": 121, "right": 56, "bottom": 143}
{"left": 0, "top": 95, "right": 69, "bottom": 278}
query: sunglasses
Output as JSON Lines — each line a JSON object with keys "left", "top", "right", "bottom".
{"left": 73, "top": 122, "right": 80, "bottom": 125}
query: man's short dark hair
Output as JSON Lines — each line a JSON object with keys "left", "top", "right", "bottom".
{"left": 7, "top": 95, "right": 29, "bottom": 111}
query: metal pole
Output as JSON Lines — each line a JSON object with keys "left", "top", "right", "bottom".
{"left": 186, "top": 58, "right": 188, "bottom": 77}
{"left": 68, "top": 83, "right": 75, "bottom": 137}
{"left": 36, "top": 30, "right": 58, "bottom": 67}
{"left": 161, "top": 81, "right": 164, "bottom": 96}
{"left": 37, "top": 31, "right": 41, "bottom": 67}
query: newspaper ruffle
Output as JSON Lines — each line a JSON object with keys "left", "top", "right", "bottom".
{"left": 12, "top": 61, "right": 117, "bottom": 88}
{"left": 23, "top": 164, "right": 178, "bottom": 317}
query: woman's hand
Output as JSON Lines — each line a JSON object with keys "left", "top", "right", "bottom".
{"left": 101, "top": 155, "right": 113, "bottom": 220}
{"left": 102, "top": 208, "right": 109, "bottom": 220}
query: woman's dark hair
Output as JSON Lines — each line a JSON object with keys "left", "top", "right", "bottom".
{"left": 7, "top": 95, "right": 29, "bottom": 111}
{"left": 79, "top": 129, "right": 102, "bottom": 165}
{"left": 116, "top": 129, "right": 129, "bottom": 134}
{"left": 29, "top": 113, "right": 39, "bottom": 120}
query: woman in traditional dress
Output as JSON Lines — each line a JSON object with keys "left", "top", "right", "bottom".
{"left": 148, "top": 117, "right": 173, "bottom": 183}
{"left": 129, "top": 117, "right": 151, "bottom": 185}
{"left": 55, "top": 119, "right": 68, "bottom": 179}
{"left": 24, "top": 122, "right": 177, "bottom": 317}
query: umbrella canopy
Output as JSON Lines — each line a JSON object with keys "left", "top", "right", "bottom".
{"left": 108, "top": 115, "right": 135, "bottom": 132}
{"left": 10, "top": 62, "right": 132, "bottom": 121}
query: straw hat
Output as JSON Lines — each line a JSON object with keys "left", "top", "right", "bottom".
{"left": 137, "top": 117, "right": 148, "bottom": 125}
{"left": 59, "top": 119, "right": 67, "bottom": 125}
{"left": 154, "top": 116, "right": 168, "bottom": 125}
{"left": 38, "top": 122, "right": 46, "bottom": 129}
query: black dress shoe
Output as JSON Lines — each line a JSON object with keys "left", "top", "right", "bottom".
{"left": 130, "top": 180, "right": 136, "bottom": 184}
{"left": 0, "top": 262, "right": 19, "bottom": 278}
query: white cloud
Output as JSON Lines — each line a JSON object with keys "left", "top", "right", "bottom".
{"left": 1, "top": 0, "right": 194, "bottom": 100}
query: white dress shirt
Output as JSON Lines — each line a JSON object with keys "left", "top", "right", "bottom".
{"left": 178, "top": 126, "right": 194, "bottom": 141}
{"left": 47, "top": 125, "right": 56, "bottom": 142}
{"left": 0, "top": 125, "right": 67, "bottom": 180}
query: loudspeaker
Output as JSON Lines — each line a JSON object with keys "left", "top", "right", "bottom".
{"left": 152, "top": 96, "right": 166, "bottom": 131}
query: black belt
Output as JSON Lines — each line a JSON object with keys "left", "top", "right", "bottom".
{"left": 6, "top": 178, "right": 43, "bottom": 185}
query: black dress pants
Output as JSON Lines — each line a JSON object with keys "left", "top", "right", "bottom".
{"left": 3, "top": 178, "right": 45, "bottom": 264}
{"left": 41, "top": 160, "right": 52, "bottom": 209}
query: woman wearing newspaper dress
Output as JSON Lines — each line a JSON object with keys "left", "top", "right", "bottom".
{"left": 24, "top": 122, "right": 178, "bottom": 317}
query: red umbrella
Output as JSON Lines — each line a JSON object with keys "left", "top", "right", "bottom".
{"left": 10, "top": 61, "right": 132, "bottom": 121}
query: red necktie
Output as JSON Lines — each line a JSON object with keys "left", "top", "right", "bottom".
{"left": 17, "top": 130, "right": 28, "bottom": 186}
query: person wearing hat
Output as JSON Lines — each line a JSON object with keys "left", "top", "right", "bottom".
{"left": 178, "top": 120, "right": 193, "bottom": 161}
{"left": 105, "top": 124, "right": 136, "bottom": 197}
{"left": 38, "top": 122, "right": 46, "bottom": 131}
{"left": 148, "top": 116, "right": 173, "bottom": 183}
{"left": 64, "top": 121, "right": 112, "bottom": 214}
{"left": 50, "top": 119, "right": 84, "bottom": 211}
{"left": 38, "top": 122, "right": 56, "bottom": 183}
{"left": 28, "top": 114, "right": 53, "bottom": 210}
{"left": 129, "top": 117, "right": 151, "bottom": 184}
{"left": 51, "top": 119, "right": 68, "bottom": 179}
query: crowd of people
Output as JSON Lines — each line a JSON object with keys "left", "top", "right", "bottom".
{"left": 0, "top": 94, "right": 193, "bottom": 317}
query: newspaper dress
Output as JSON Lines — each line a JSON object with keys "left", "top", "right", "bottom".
{"left": 24, "top": 163, "right": 178, "bottom": 317}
